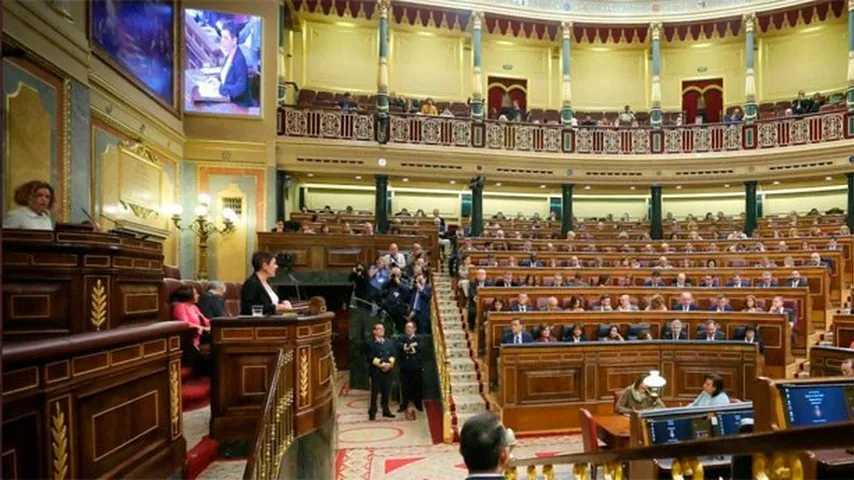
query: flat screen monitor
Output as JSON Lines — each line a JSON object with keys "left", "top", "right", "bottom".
{"left": 779, "top": 383, "right": 854, "bottom": 427}
{"left": 717, "top": 410, "right": 754, "bottom": 436}
{"left": 648, "top": 415, "right": 711, "bottom": 445}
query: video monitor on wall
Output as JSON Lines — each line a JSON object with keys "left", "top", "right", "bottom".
{"left": 90, "top": 0, "right": 177, "bottom": 112}
{"left": 183, "top": 8, "right": 262, "bottom": 117}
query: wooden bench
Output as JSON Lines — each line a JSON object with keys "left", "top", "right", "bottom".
{"left": 831, "top": 313, "right": 854, "bottom": 348}
{"left": 485, "top": 311, "right": 791, "bottom": 381}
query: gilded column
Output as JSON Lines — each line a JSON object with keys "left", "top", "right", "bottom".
{"left": 376, "top": 0, "right": 391, "bottom": 118}
{"left": 650, "top": 23, "right": 663, "bottom": 129}
{"left": 470, "top": 11, "right": 485, "bottom": 122}
{"left": 650, "top": 185, "right": 663, "bottom": 240}
{"left": 744, "top": 13, "right": 758, "bottom": 122}
{"left": 560, "top": 22, "right": 574, "bottom": 124}
{"left": 848, "top": 0, "right": 854, "bottom": 110}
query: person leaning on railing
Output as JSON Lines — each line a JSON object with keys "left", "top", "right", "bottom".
{"left": 616, "top": 375, "right": 666, "bottom": 415}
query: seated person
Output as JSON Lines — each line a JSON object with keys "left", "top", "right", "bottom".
{"left": 645, "top": 294, "right": 668, "bottom": 311}
{"left": 495, "top": 271, "right": 516, "bottom": 287}
{"left": 673, "top": 272, "right": 691, "bottom": 288}
{"left": 644, "top": 270, "right": 667, "bottom": 287}
{"left": 594, "top": 295, "right": 613, "bottom": 312}
{"left": 617, "top": 294, "right": 638, "bottom": 311}
{"left": 768, "top": 296, "right": 793, "bottom": 324}
{"left": 564, "top": 324, "right": 586, "bottom": 343}
{"left": 602, "top": 325, "right": 625, "bottom": 342}
{"left": 536, "top": 324, "right": 558, "bottom": 342}
{"left": 700, "top": 320, "right": 725, "bottom": 341}
{"left": 741, "top": 325, "right": 764, "bottom": 353}
{"left": 490, "top": 298, "right": 506, "bottom": 312}
{"left": 565, "top": 295, "right": 585, "bottom": 312}
{"left": 699, "top": 274, "right": 720, "bottom": 288}
{"left": 511, "top": 293, "right": 536, "bottom": 312}
{"left": 240, "top": 251, "right": 294, "bottom": 315}
{"left": 674, "top": 291, "right": 698, "bottom": 312}
{"left": 519, "top": 252, "right": 544, "bottom": 267}
{"left": 3, "top": 180, "right": 55, "bottom": 230}
{"left": 543, "top": 296, "right": 562, "bottom": 312}
{"left": 198, "top": 281, "right": 228, "bottom": 318}
{"left": 688, "top": 373, "right": 730, "bottom": 407}
{"left": 616, "top": 375, "right": 666, "bottom": 414}
{"left": 271, "top": 219, "right": 286, "bottom": 232}
{"left": 171, "top": 286, "right": 211, "bottom": 372}
{"left": 842, "top": 358, "right": 853, "bottom": 376}
{"left": 501, "top": 318, "right": 533, "bottom": 344}
{"left": 742, "top": 295, "right": 761, "bottom": 312}
{"left": 636, "top": 329, "right": 654, "bottom": 341}
{"left": 662, "top": 319, "right": 688, "bottom": 340}
{"left": 709, "top": 294, "right": 734, "bottom": 312}
{"left": 785, "top": 270, "right": 808, "bottom": 288}
{"left": 727, "top": 273, "right": 751, "bottom": 288}
{"left": 757, "top": 271, "right": 778, "bottom": 288}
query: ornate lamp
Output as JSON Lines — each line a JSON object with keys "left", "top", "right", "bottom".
{"left": 167, "top": 193, "right": 237, "bottom": 280}
{"left": 643, "top": 370, "right": 668, "bottom": 398}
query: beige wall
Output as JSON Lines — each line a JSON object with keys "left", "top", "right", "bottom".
{"left": 574, "top": 197, "right": 648, "bottom": 219}
{"left": 764, "top": 188, "right": 846, "bottom": 215}
{"left": 662, "top": 194, "right": 745, "bottom": 218}
{"left": 394, "top": 190, "right": 460, "bottom": 217}
{"left": 484, "top": 194, "right": 549, "bottom": 217}
{"left": 573, "top": 46, "right": 647, "bottom": 110}
{"left": 390, "top": 30, "right": 466, "bottom": 101}
{"left": 482, "top": 38, "right": 556, "bottom": 109}
{"left": 760, "top": 22, "right": 848, "bottom": 101}
{"left": 304, "top": 186, "right": 375, "bottom": 212}
{"left": 294, "top": 20, "right": 378, "bottom": 94}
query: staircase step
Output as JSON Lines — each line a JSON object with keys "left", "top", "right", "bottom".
{"left": 450, "top": 381, "right": 481, "bottom": 395}
{"left": 446, "top": 347, "right": 471, "bottom": 358}
{"left": 453, "top": 394, "right": 488, "bottom": 414}
{"left": 450, "top": 371, "right": 478, "bottom": 383}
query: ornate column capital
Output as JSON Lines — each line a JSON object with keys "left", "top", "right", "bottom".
{"left": 378, "top": 0, "right": 391, "bottom": 19}
{"left": 472, "top": 11, "right": 485, "bottom": 30}
{"left": 561, "top": 21, "right": 572, "bottom": 39}
{"left": 650, "top": 22, "right": 662, "bottom": 41}
{"left": 743, "top": 12, "right": 756, "bottom": 33}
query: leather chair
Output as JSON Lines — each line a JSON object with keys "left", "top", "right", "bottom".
{"left": 579, "top": 408, "right": 602, "bottom": 479}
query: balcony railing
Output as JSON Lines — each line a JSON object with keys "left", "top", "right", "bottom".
{"left": 278, "top": 107, "right": 851, "bottom": 155}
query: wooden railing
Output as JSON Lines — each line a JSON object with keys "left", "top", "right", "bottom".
{"left": 430, "top": 281, "right": 454, "bottom": 443}
{"left": 507, "top": 421, "right": 854, "bottom": 480}
{"left": 243, "top": 348, "right": 295, "bottom": 480}
{"left": 278, "top": 107, "right": 851, "bottom": 155}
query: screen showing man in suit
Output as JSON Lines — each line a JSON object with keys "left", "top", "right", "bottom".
{"left": 184, "top": 9, "right": 262, "bottom": 116}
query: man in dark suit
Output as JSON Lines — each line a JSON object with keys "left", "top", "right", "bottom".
{"left": 742, "top": 326, "right": 765, "bottom": 353}
{"left": 501, "top": 318, "right": 533, "bottom": 344}
{"left": 198, "top": 281, "right": 227, "bottom": 318}
{"left": 494, "top": 272, "right": 516, "bottom": 288}
{"left": 408, "top": 274, "right": 432, "bottom": 333}
{"left": 757, "top": 271, "right": 778, "bottom": 288}
{"left": 701, "top": 320, "right": 726, "bottom": 341}
{"left": 519, "top": 252, "right": 544, "bottom": 268}
{"left": 726, "top": 274, "right": 751, "bottom": 288}
{"left": 662, "top": 319, "right": 688, "bottom": 340}
{"left": 367, "top": 322, "right": 396, "bottom": 420}
{"left": 511, "top": 293, "right": 536, "bottom": 313}
{"left": 673, "top": 272, "right": 691, "bottom": 288}
{"left": 216, "top": 22, "right": 253, "bottom": 107}
{"left": 785, "top": 270, "right": 809, "bottom": 288}
{"left": 644, "top": 271, "right": 667, "bottom": 287}
{"left": 710, "top": 294, "right": 734, "bottom": 312}
{"left": 467, "top": 269, "right": 488, "bottom": 330}
{"left": 674, "top": 292, "right": 699, "bottom": 312}
{"left": 460, "top": 412, "right": 511, "bottom": 479}
{"left": 397, "top": 321, "right": 423, "bottom": 418}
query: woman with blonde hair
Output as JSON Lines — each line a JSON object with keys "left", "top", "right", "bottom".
{"left": 645, "top": 294, "right": 668, "bottom": 312}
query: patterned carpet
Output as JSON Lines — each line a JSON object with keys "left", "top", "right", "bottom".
{"left": 335, "top": 386, "right": 584, "bottom": 480}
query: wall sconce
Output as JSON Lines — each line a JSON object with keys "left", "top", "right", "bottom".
{"left": 166, "top": 193, "right": 237, "bottom": 280}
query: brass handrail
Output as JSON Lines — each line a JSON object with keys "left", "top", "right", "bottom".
{"left": 506, "top": 421, "right": 854, "bottom": 480}
{"left": 430, "top": 279, "right": 454, "bottom": 442}
{"left": 243, "top": 348, "right": 295, "bottom": 480}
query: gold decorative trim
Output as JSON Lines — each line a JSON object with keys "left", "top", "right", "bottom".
{"left": 62, "top": 79, "right": 71, "bottom": 223}
{"left": 169, "top": 360, "right": 181, "bottom": 439}
{"left": 299, "top": 347, "right": 310, "bottom": 407}
{"left": 90, "top": 279, "right": 107, "bottom": 330}
{"left": 51, "top": 401, "right": 69, "bottom": 480}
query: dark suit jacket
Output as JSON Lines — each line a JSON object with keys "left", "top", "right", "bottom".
{"left": 699, "top": 332, "right": 726, "bottom": 341}
{"left": 240, "top": 273, "right": 278, "bottom": 315}
{"left": 501, "top": 331, "right": 534, "bottom": 344}
{"left": 726, "top": 279, "right": 751, "bottom": 287}
{"left": 661, "top": 329, "right": 688, "bottom": 340}
{"left": 757, "top": 280, "right": 779, "bottom": 288}
{"left": 494, "top": 279, "right": 517, "bottom": 287}
{"left": 219, "top": 48, "right": 253, "bottom": 107}
{"left": 519, "top": 259, "right": 544, "bottom": 267}
{"left": 511, "top": 304, "right": 536, "bottom": 313}
{"left": 563, "top": 334, "right": 587, "bottom": 343}
{"left": 673, "top": 304, "right": 699, "bottom": 312}
{"left": 785, "top": 278, "right": 809, "bottom": 288}
{"left": 709, "top": 305, "right": 734, "bottom": 312}
{"left": 644, "top": 279, "right": 667, "bottom": 287}
{"left": 198, "top": 292, "right": 227, "bottom": 319}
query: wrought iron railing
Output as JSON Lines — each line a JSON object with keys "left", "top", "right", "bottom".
{"left": 430, "top": 282, "right": 455, "bottom": 443}
{"left": 243, "top": 348, "right": 295, "bottom": 480}
{"left": 278, "top": 107, "right": 850, "bottom": 155}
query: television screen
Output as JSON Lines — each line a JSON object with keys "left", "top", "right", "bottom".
{"left": 90, "top": 0, "right": 176, "bottom": 109}
{"left": 780, "top": 384, "right": 854, "bottom": 427}
{"left": 183, "top": 9, "right": 262, "bottom": 117}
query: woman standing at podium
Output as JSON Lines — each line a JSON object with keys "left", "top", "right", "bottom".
{"left": 240, "top": 251, "right": 293, "bottom": 315}
{"left": 3, "top": 180, "right": 54, "bottom": 230}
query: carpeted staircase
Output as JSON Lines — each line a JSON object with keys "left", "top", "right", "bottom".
{"left": 433, "top": 272, "right": 489, "bottom": 434}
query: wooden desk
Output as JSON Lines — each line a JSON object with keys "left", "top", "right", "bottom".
{"left": 832, "top": 313, "right": 854, "bottom": 348}
{"left": 594, "top": 414, "right": 630, "bottom": 449}
{"left": 809, "top": 345, "right": 854, "bottom": 377}
{"left": 498, "top": 341, "right": 761, "bottom": 434}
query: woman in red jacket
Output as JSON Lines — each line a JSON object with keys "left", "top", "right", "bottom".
{"left": 171, "top": 285, "right": 211, "bottom": 372}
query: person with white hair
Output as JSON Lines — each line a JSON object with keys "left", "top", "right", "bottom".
{"left": 198, "top": 281, "right": 227, "bottom": 318}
